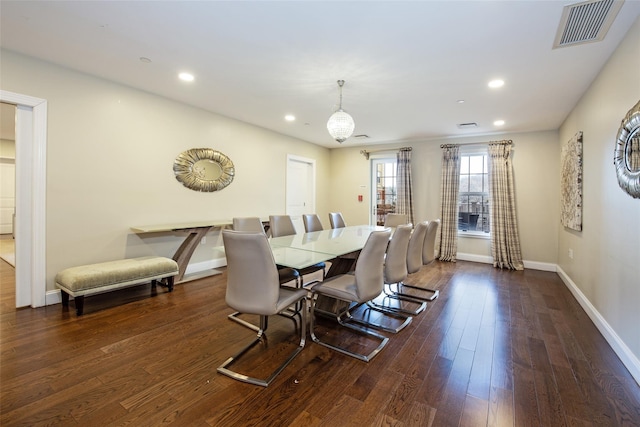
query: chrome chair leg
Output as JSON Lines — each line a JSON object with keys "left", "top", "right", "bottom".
{"left": 391, "top": 282, "right": 440, "bottom": 302}
{"left": 218, "top": 298, "right": 307, "bottom": 387}
{"left": 310, "top": 295, "right": 388, "bottom": 362}
{"left": 349, "top": 301, "right": 413, "bottom": 333}
{"left": 229, "top": 305, "right": 302, "bottom": 332}
{"left": 228, "top": 311, "right": 260, "bottom": 332}
{"left": 372, "top": 286, "right": 427, "bottom": 315}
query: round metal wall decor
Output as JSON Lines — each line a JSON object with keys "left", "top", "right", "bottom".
{"left": 173, "top": 148, "right": 235, "bottom": 192}
{"left": 614, "top": 100, "right": 640, "bottom": 199}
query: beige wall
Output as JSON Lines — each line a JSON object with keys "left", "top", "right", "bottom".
{"left": 558, "top": 18, "right": 640, "bottom": 360}
{"left": 0, "top": 139, "right": 16, "bottom": 158}
{"left": 0, "top": 49, "right": 331, "bottom": 290}
{"left": 330, "top": 130, "right": 560, "bottom": 266}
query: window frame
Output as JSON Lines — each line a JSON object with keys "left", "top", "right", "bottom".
{"left": 458, "top": 147, "right": 490, "bottom": 239}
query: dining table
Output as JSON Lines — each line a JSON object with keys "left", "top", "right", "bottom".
{"left": 269, "top": 224, "right": 390, "bottom": 277}
{"left": 269, "top": 224, "right": 391, "bottom": 316}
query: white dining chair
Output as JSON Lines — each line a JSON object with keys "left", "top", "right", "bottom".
{"left": 303, "top": 214, "right": 324, "bottom": 232}
{"left": 218, "top": 230, "right": 308, "bottom": 387}
{"left": 328, "top": 212, "right": 346, "bottom": 229}
{"left": 384, "top": 213, "right": 409, "bottom": 227}
{"left": 309, "top": 229, "right": 396, "bottom": 362}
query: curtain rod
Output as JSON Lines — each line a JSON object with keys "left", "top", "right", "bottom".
{"left": 360, "top": 146, "right": 412, "bottom": 160}
{"left": 440, "top": 140, "right": 513, "bottom": 148}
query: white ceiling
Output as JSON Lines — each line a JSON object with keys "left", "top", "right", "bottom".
{"left": 1, "top": 1, "right": 639, "bottom": 148}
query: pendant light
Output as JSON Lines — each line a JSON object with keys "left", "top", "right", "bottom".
{"left": 327, "top": 80, "right": 355, "bottom": 143}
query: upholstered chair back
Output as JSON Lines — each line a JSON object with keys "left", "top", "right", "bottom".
{"left": 384, "top": 224, "right": 412, "bottom": 284}
{"left": 269, "top": 215, "right": 297, "bottom": 237}
{"left": 232, "top": 217, "right": 265, "bottom": 234}
{"left": 354, "top": 230, "right": 391, "bottom": 301}
{"left": 407, "top": 221, "right": 428, "bottom": 274}
{"left": 303, "top": 214, "right": 324, "bottom": 232}
{"left": 384, "top": 213, "right": 409, "bottom": 227}
{"left": 422, "top": 219, "right": 440, "bottom": 265}
{"left": 222, "top": 230, "right": 280, "bottom": 315}
{"left": 329, "top": 212, "right": 346, "bottom": 229}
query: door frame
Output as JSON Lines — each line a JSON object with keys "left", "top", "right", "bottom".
{"left": 0, "top": 90, "right": 48, "bottom": 308}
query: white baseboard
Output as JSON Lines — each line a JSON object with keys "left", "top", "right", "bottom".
{"left": 45, "top": 289, "right": 63, "bottom": 305}
{"left": 184, "top": 257, "right": 227, "bottom": 275}
{"left": 557, "top": 266, "right": 640, "bottom": 386}
{"left": 523, "top": 260, "right": 557, "bottom": 271}
{"left": 456, "top": 253, "right": 556, "bottom": 272}
{"left": 457, "top": 253, "right": 493, "bottom": 264}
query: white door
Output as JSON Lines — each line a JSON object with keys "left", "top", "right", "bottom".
{"left": 286, "top": 155, "right": 316, "bottom": 233}
{"left": 0, "top": 160, "right": 16, "bottom": 235}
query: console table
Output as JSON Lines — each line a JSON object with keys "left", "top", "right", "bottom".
{"left": 131, "top": 220, "right": 233, "bottom": 283}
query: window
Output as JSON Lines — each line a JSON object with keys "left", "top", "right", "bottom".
{"left": 458, "top": 152, "right": 490, "bottom": 235}
{"left": 372, "top": 159, "right": 397, "bottom": 226}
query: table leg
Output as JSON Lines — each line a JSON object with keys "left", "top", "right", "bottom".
{"left": 324, "top": 251, "right": 360, "bottom": 277}
{"left": 172, "top": 226, "right": 212, "bottom": 282}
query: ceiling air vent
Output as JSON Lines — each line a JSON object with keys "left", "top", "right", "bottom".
{"left": 457, "top": 122, "right": 478, "bottom": 129}
{"left": 553, "top": 0, "right": 624, "bottom": 48}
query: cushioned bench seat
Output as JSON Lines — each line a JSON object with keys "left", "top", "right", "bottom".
{"left": 55, "top": 256, "right": 179, "bottom": 315}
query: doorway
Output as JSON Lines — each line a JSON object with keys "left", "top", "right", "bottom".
{"left": 0, "top": 90, "right": 47, "bottom": 308}
{"left": 0, "top": 103, "right": 16, "bottom": 267}
{"left": 370, "top": 157, "right": 397, "bottom": 226}
{"left": 285, "top": 155, "right": 316, "bottom": 233}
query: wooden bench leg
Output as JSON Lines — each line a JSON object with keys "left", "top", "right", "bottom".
{"left": 154, "top": 277, "right": 175, "bottom": 292}
{"left": 75, "top": 295, "right": 85, "bottom": 316}
{"left": 61, "top": 290, "right": 69, "bottom": 308}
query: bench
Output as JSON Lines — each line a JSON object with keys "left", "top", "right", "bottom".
{"left": 55, "top": 256, "right": 179, "bottom": 316}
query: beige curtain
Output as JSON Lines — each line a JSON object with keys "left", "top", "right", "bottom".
{"left": 396, "top": 148, "right": 414, "bottom": 225}
{"left": 488, "top": 141, "right": 524, "bottom": 270}
{"left": 438, "top": 144, "right": 460, "bottom": 261}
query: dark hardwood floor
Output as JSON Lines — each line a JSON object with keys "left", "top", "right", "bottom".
{"left": 1, "top": 257, "right": 639, "bottom": 426}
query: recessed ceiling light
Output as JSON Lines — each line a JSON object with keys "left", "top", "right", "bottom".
{"left": 488, "top": 79, "right": 504, "bottom": 88}
{"left": 179, "top": 72, "right": 194, "bottom": 82}
{"left": 285, "top": 115, "right": 295, "bottom": 122}
{"left": 494, "top": 120, "right": 505, "bottom": 126}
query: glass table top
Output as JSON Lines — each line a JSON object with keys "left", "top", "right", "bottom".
{"left": 269, "top": 225, "right": 390, "bottom": 257}
{"left": 270, "top": 246, "right": 335, "bottom": 270}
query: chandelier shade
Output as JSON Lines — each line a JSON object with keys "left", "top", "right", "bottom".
{"left": 327, "top": 80, "right": 355, "bottom": 143}
{"left": 327, "top": 109, "right": 355, "bottom": 143}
